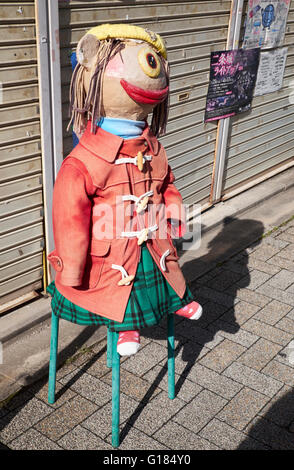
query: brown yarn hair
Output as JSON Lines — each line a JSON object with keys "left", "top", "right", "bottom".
{"left": 67, "top": 38, "right": 170, "bottom": 138}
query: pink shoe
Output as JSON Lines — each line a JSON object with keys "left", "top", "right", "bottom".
{"left": 175, "top": 301, "right": 202, "bottom": 320}
{"left": 117, "top": 330, "right": 140, "bottom": 356}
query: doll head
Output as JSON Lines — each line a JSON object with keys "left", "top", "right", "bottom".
{"left": 68, "top": 24, "right": 170, "bottom": 138}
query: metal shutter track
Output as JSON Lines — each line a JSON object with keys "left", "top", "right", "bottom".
{"left": 0, "top": 1, "right": 44, "bottom": 309}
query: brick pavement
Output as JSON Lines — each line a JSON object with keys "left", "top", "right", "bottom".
{"left": 1, "top": 216, "right": 294, "bottom": 450}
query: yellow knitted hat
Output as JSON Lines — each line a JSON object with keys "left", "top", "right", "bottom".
{"left": 86, "top": 23, "right": 167, "bottom": 59}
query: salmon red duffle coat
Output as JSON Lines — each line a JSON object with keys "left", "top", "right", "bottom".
{"left": 47, "top": 120, "right": 187, "bottom": 323}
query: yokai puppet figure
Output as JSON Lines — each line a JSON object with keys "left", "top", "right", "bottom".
{"left": 47, "top": 24, "right": 202, "bottom": 356}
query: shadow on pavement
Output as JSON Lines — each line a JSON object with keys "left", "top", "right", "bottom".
{"left": 120, "top": 215, "right": 265, "bottom": 444}
{"left": 238, "top": 387, "right": 294, "bottom": 450}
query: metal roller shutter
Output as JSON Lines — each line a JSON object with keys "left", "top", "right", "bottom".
{"left": 222, "top": 0, "right": 294, "bottom": 196}
{"left": 0, "top": 2, "right": 44, "bottom": 312}
{"left": 58, "top": 0, "right": 232, "bottom": 210}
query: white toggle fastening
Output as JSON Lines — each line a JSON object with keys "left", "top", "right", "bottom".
{"left": 115, "top": 154, "right": 152, "bottom": 167}
{"left": 120, "top": 224, "right": 158, "bottom": 245}
{"left": 160, "top": 249, "right": 170, "bottom": 272}
{"left": 111, "top": 264, "right": 135, "bottom": 286}
{"left": 122, "top": 190, "right": 153, "bottom": 213}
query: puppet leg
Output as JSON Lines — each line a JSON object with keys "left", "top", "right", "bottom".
{"left": 117, "top": 330, "right": 140, "bottom": 356}
{"left": 175, "top": 301, "right": 202, "bottom": 320}
{"left": 112, "top": 331, "right": 120, "bottom": 448}
{"left": 48, "top": 312, "right": 59, "bottom": 404}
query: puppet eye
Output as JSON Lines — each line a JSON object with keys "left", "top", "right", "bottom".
{"left": 138, "top": 47, "right": 161, "bottom": 78}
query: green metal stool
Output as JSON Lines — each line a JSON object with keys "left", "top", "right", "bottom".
{"left": 48, "top": 312, "right": 175, "bottom": 448}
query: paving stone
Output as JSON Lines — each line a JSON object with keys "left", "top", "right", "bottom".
{"left": 83, "top": 393, "right": 139, "bottom": 439}
{"left": 267, "top": 269, "right": 294, "bottom": 290}
{"left": 244, "top": 416, "right": 294, "bottom": 450}
{"left": 173, "top": 389, "right": 227, "bottom": 434}
{"left": 254, "top": 300, "right": 292, "bottom": 325}
{"left": 232, "top": 288, "right": 271, "bottom": 308}
{"left": 56, "top": 362, "right": 79, "bottom": 380}
{"left": 34, "top": 395, "right": 98, "bottom": 441}
{"left": 242, "top": 318, "right": 293, "bottom": 346}
{"left": 267, "top": 255, "right": 294, "bottom": 272}
{"left": 0, "top": 397, "right": 52, "bottom": 444}
{"left": 263, "top": 236, "right": 289, "bottom": 249}
{"left": 276, "top": 232, "right": 294, "bottom": 244}
{"left": 0, "top": 387, "right": 35, "bottom": 412}
{"left": 222, "top": 260, "right": 251, "bottom": 275}
{"left": 59, "top": 370, "right": 112, "bottom": 407}
{"left": 249, "top": 244, "right": 281, "bottom": 262}
{"left": 199, "top": 418, "right": 268, "bottom": 450}
{"left": 237, "top": 338, "right": 282, "bottom": 371}
{"left": 175, "top": 321, "right": 224, "bottom": 350}
{"left": 143, "top": 364, "right": 203, "bottom": 402}
{"left": 207, "top": 319, "right": 259, "bottom": 348}
{"left": 286, "top": 308, "right": 294, "bottom": 321}
{"left": 286, "top": 226, "right": 294, "bottom": 235}
{"left": 101, "top": 369, "right": 161, "bottom": 403}
{"left": 274, "top": 345, "right": 294, "bottom": 370}
{"left": 121, "top": 342, "right": 167, "bottom": 376}
{"left": 258, "top": 385, "right": 294, "bottom": 428}
{"left": 219, "top": 301, "right": 260, "bottom": 326}
{"left": 262, "top": 359, "right": 294, "bottom": 387}
{"left": 159, "top": 339, "right": 210, "bottom": 374}
{"left": 236, "top": 270, "right": 271, "bottom": 291}
{"left": 130, "top": 391, "right": 186, "bottom": 435}
{"left": 183, "top": 362, "right": 242, "bottom": 399}
{"left": 153, "top": 420, "right": 219, "bottom": 450}
{"left": 199, "top": 339, "right": 246, "bottom": 373}
{"left": 287, "top": 283, "right": 294, "bottom": 294}
{"left": 247, "top": 257, "right": 281, "bottom": 275}
{"left": 277, "top": 244, "right": 294, "bottom": 261}
{"left": 208, "top": 270, "right": 245, "bottom": 292}
{"left": 275, "top": 317, "right": 294, "bottom": 335}
{"left": 31, "top": 379, "right": 77, "bottom": 409}
{"left": 191, "top": 285, "right": 238, "bottom": 308}
{"left": 223, "top": 362, "right": 283, "bottom": 397}
{"left": 197, "top": 300, "right": 231, "bottom": 327}
{"left": 217, "top": 387, "right": 270, "bottom": 431}
{"left": 80, "top": 356, "right": 111, "bottom": 379}
{"left": 8, "top": 428, "right": 62, "bottom": 450}
{"left": 57, "top": 425, "right": 112, "bottom": 450}
{"left": 0, "top": 442, "right": 9, "bottom": 449}
{"left": 140, "top": 327, "right": 187, "bottom": 350}
{"left": 105, "top": 425, "right": 167, "bottom": 450}
{"left": 0, "top": 406, "right": 9, "bottom": 419}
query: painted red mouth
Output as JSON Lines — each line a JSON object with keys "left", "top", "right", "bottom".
{"left": 120, "top": 79, "right": 169, "bottom": 105}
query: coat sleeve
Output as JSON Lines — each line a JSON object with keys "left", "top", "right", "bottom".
{"left": 161, "top": 165, "right": 186, "bottom": 238}
{"left": 48, "top": 160, "right": 93, "bottom": 286}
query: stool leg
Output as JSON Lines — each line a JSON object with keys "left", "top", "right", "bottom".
{"left": 107, "top": 328, "right": 113, "bottom": 368}
{"left": 112, "top": 331, "right": 120, "bottom": 448}
{"left": 168, "top": 313, "right": 175, "bottom": 400}
{"left": 48, "top": 312, "right": 60, "bottom": 404}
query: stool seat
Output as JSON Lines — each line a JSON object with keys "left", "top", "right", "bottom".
{"left": 48, "top": 313, "right": 175, "bottom": 448}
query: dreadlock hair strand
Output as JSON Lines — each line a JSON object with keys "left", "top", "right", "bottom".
{"left": 67, "top": 39, "right": 125, "bottom": 137}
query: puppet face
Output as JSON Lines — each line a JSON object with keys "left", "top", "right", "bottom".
{"left": 83, "top": 41, "right": 168, "bottom": 121}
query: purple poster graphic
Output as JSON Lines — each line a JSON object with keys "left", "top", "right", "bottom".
{"left": 204, "top": 48, "right": 260, "bottom": 122}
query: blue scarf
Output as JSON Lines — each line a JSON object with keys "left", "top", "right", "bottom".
{"left": 97, "top": 117, "right": 145, "bottom": 139}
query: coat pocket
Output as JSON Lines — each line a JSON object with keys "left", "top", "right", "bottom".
{"left": 88, "top": 239, "right": 111, "bottom": 289}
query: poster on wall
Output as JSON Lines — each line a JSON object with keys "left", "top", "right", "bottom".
{"left": 242, "top": 0, "right": 291, "bottom": 50}
{"left": 204, "top": 48, "right": 260, "bottom": 122}
{"left": 254, "top": 47, "right": 288, "bottom": 95}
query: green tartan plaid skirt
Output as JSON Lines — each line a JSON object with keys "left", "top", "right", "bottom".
{"left": 46, "top": 244, "right": 194, "bottom": 332}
